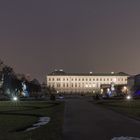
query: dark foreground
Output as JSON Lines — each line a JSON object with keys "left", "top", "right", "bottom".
{"left": 0, "top": 101, "right": 64, "bottom": 140}
{"left": 63, "top": 97, "right": 140, "bottom": 140}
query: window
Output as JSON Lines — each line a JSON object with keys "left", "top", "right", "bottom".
{"left": 57, "top": 78, "right": 60, "bottom": 81}
{"left": 57, "top": 84, "right": 60, "bottom": 87}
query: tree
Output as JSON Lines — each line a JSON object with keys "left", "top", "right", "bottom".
{"left": 25, "top": 79, "right": 41, "bottom": 98}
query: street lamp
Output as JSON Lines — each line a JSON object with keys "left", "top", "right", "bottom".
{"left": 12, "top": 96, "right": 18, "bottom": 101}
{"left": 126, "top": 95, "right": 132, "bottom": 100}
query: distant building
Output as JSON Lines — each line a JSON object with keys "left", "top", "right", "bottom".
{"left": 46, "top": 70, "right": 129, "bottom": 94}
{"left": 128, "top": 74, "right": 140, "bottom": 96}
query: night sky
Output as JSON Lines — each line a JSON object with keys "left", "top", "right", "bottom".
{"left": 0, "top": 0, "right": 140, "bottom": 82}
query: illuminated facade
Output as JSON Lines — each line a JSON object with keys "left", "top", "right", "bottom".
{"left": 47, "top": 70, "right": 129, "bottom": 93}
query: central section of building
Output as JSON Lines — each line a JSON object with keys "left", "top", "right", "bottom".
{"left": 47, "top": 70, "right": 128, "bottom": 93}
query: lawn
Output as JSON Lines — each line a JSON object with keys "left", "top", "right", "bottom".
{"left": 95, "top": 99, "right": 140, "bottom": 119}
{"left": 0, "top": 100, "right": 65, "bottom": 140}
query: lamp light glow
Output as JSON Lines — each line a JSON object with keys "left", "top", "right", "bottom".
{"left": 126, "top": 95, "right": 131, "bottom": 100}
{"left": 12, "top": 96, "right": 18, "bottom": 101}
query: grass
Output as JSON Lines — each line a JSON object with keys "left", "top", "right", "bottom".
{"left": 95, "top": 99, "right": 140, "bottom": 119}
{"left": 0, "top": 100, "right": 65, "bottom": 140}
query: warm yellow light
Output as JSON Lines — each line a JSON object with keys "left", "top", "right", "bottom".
{"left": 101, "top": 89, "right": 104, "bottom": 94}
{"left": 113, "top": 78, "right": 117, "bottom": 83}
{"left": 122, "top": 86, "right": 128, "bottom": 93}
{"left": 85, "top": 84, "right": 88, "bottom": 88}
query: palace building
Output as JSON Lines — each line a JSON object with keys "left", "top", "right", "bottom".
{"left": 46, "top": 70, "right": 129, "bottom": 94}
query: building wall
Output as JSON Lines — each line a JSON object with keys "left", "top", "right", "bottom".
{"left": 127, "top": 76, "right": 135, "bottom": 94}
{"left": 127, "top": 74, "right": 140, "bottom": 95}
{"left": 47, "top": 75, "right": 128, "bottom": 93}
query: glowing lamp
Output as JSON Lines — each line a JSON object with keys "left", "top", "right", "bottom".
{"left": 12, "top": 96, "right": 18, "bottom": 101}
{"left": 126, "top": 95, "right": 131, "bottom": 100}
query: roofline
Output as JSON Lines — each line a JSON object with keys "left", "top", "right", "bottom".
{"left": 47, "top": 73, "right": 129, "bottom": 76}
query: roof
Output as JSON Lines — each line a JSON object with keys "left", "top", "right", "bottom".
{"left": 48, "top": 71, "right": 129, "bottom": 77}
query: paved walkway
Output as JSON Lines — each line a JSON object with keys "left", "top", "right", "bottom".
{"left": 63, "top": 97, "right": 140, "bottom": 140}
